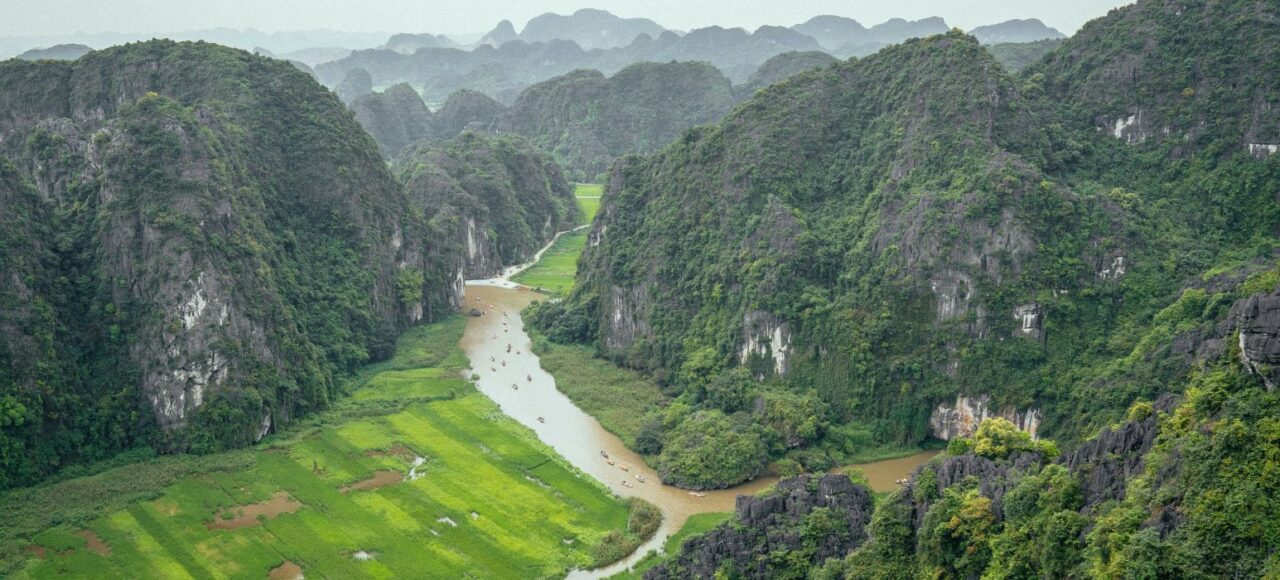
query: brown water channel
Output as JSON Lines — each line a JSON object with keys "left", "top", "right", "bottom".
{"left": 459, "top": 280, "right": 936, "bottom": 577}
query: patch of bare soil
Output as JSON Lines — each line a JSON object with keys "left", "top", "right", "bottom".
{"left": 267, "top": 560, "right": 304, "bottom": 580}
{"left": 207, "top": 492, "right": 303, "bottom": 530}
{"left": 339, "top": 471, "right": 404, "bottom": 493}
{"left": 78, "top": 529, "right": 111, "bottom": 556}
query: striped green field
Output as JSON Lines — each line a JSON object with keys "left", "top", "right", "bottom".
{"left": 8, "top": 317, "right": 643, "bottom": 579}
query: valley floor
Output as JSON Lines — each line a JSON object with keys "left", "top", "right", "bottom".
{"left": 2, "top": 319, "right": 643, "bottom": 578}
{"left": 512, "top": 185, "right": 601, "bottom": 295}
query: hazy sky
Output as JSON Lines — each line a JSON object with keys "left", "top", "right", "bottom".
{"left": 3, "top": 0, "right": 1134, "bottom": 38}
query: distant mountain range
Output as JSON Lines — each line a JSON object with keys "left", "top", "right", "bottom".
{"left": 307, "top": 10, "right": 1063, "bottom": 103}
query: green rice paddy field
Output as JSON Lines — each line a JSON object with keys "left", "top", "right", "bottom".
{"left": 4, "top": 317, "right": 642, "bottom": 579}
{"left": 513, "top": 184, "right": 601, "bottom": 295}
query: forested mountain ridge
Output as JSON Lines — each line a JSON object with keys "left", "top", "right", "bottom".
{"left": 395, "top": 133, "right": 580, "bottom": 278}
{"left": 494, "top": 61, "right": 736, "bottom": 179}
{"left": 532, "top": 0, "right": 1279, "bottom": 493}
{"left": 0, "top": 41, "right": 471, "bottom": 489}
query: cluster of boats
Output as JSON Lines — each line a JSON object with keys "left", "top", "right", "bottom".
{"left": 601, "top": 451, "right": 647, "bottom": 487}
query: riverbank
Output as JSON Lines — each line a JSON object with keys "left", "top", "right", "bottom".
{"left": 511, "top": 184, "right": 601, "bottom": 295}
{"left": 4, "top": 318, "right": 641, "bottom": 578}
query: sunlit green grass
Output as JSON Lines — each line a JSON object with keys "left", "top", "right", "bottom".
{"left": 532, "top": 336, "right": 668, "bottom": 448}
{"left": 574, "top": 184, "right": 602, "bottom": 224}
{"left": 9, "top": 317, "right": 640, "bottom": 579}
{"left": 513, "top": 184, "right": 602, "bottom": 295}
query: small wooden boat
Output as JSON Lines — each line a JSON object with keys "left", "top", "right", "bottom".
{"left": 619, "top": 465, "right": 629, "bottom": 472}
{"left": 607, "top": 460, "right": 615, "bottom": 465}
{"left": 526, "top": 374, "right": 532, "bottom": 382}
{"left": 688, "top": 491, "right": 706, "bottom": 498}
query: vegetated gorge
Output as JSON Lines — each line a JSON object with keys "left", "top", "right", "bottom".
{"left": 1, "top": 0, "right": 1279, "bottom": 578}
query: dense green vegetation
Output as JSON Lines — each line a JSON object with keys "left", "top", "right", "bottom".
{"left": 985, "top": 38, "right": 1064, "bottom": 72}
{"left": 396, "top": 132, "right": 580, "bottom": 278}
{"left": 3, "top": 317, "right": 650, "bottom": 578}
{"left": 512, "top": 185, "right": 601, "bottom": 294}
{"left": 532, "top": 0, "right": 1280, "bottom": 492}
{"left": 530, "top": 335, "right": 668, "bottom": 448}
{"left": 493, "top": 62, "right": 737, "bottom": 180}
{"left": 0, "top": 40, "right": 472, "bottom": 489}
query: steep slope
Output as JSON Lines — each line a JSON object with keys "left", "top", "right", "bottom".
{"left": 494, "top": 61, "right": 735, "bottom": 179}
{"left": 529, "top": 25, "right": 1278, "bottom": 491}
{"left": 333, "top": 66, "right": 373, "bottom": 103}
{"left": 433, "top": 89, "right": 506, "bottom": 137}
{"left": 349, "top": 82, "right": 436, "bottom": 157}
{"left": 986, "top": 38, "right": 1064, "bottom": 73}
{"left": 396, "top": 133, "right": 580, "bottom": 278}
{"left": 969, "top": 18, "right": 1066, "bottom": 44}
{"left": 1031, "top": 0, "right": 1280, "bottom": 157}
{"left": 0, "top": 41, "right": 464, "bottom": 489}
{"left": 736, "top": 50, "right": 838, "bottom": 98}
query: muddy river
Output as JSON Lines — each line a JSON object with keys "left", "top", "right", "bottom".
{"left": 460, "top": 277, "right": 936, "bottom": 577}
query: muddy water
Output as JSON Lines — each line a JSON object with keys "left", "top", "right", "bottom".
{"left": 460, "top": 282, "right": 777, "bottom": 577}
{"left": 845, "top": 450, "right": 940, "bottom": 492}
{"left": 459, "top": 281, "right": 937, "bottom": 577}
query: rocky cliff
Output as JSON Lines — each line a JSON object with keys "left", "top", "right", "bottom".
{"left": 538, "top": 32, "right": 1135, "bottom": 447}
{"left": 645, "top": 474, "right": 873, "bottom": 580}
{"left": 395, "top": 133, "right": 579, "bottom": 278}
{"left": 0, "top": 41, "right": 464, "bottom": 488}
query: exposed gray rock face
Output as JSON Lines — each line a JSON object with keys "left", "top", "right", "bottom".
{"left": 906, "top": 452, "right": 1044, "bottom": 524}
{"left": 645, "top": 474, "right": 873, "bottom": 580}
{"left": 928, "top": 394, "right": 1043, "bottom": 440}
{"left": 1058, "top": 411, "right": 1161, "bottom": 506}
{"left": 739, "top": 310, "right": 791, "bottom": 377}
{"left": 1230, "top": 288, "right": 1280, "bottom": 390}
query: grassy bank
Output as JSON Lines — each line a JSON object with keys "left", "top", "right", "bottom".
{"left": 513, "top": 184, "right": 601, "bottom": 295}
{"left": 531, "top": 334, "right": 669, "bottom": 449}
{"left": 4, "top": 317, "right": 647, "bottom": 578}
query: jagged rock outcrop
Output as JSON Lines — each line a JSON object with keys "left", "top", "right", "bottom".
{"left": 396, "top": 133, "right": 579, "bottom": 278}
{"left": 349, "top": 83, "right": 436, "bottom": 157}
{"left": 1058, "top": 408, "right": 1163, "bottom": 506}
{"left": 0, "top": 41, "right": 464, "bottom": 488}
{"left": 1229, "top": 288, "right": 1280, "bottom": 390}
{"left": 928, "top": 395, "right": 1043, "bottom": 440}
{"left": 645, "top": 474, "right": 873, "bottom": 580}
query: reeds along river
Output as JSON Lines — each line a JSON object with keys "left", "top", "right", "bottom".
{"left": 459, "top": 279, "right": 936, "bottom": 577}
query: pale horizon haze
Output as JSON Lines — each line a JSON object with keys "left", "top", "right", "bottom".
{"left": 2, "top": 0, "right": 1135, "bottom": 39}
